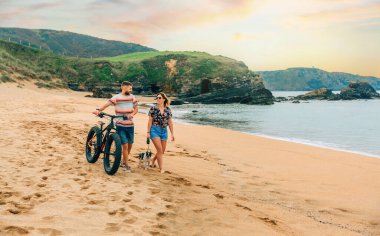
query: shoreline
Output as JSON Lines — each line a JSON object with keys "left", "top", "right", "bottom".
{"left": 250, "top": 132, "right": 380, "bottom": 159}
{"left": 170, "top": 117, "right": 380, "bottom": 159}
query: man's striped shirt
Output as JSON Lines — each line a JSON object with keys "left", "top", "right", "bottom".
{"left": 107, "top": 93, "right": 138, "bottom": 127}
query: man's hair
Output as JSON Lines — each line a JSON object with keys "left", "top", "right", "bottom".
{"left": 121, "top": 81, "right": 132, "bottom": 87}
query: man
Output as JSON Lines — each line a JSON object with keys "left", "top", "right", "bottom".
{"left": 93, "top": 81, "right": 138, "bottom": 172}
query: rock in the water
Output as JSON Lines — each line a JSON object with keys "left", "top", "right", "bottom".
{"left": 339, "top": 82, "right": 379, "bottom": 100}
{"left": 182, "top": 74, "right": 274, "bottom": 105}
{"left": 274, "top": 96, "right": 288, "bottom": 102}
{"left": 170, "top": 99, "right": 184, "bottom": 105}
{"left": 294, "top": 88, "right": 336, "bottom": 100}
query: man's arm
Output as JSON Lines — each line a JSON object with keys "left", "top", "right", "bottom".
{"left": 92, "top": 102, "right": 111, "bottom": 115}
{"left": 128, "top": 105, "right": 138, "bottom": 119}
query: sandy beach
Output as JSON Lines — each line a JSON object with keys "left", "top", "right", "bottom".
{"left": 0, "top": 82, "right": 379, "bottom": 236}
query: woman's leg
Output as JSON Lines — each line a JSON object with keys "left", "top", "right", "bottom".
{"left": 151, "top": 138, "right": 164, "bottom": 173}
{"left": 161, "top": 140, "right": 167, "bottom": 154}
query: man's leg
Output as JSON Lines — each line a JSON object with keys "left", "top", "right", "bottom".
{"left": 122, "top": 144, "right": 129, "bottom": 165}
{"left": 124, "top": 127, "right": 134, "bottom": 167}
{"left": 127, "top": 143, "right": 133, "bottom": 165}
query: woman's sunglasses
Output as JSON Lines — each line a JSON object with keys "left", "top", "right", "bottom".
{"left": 156, "top": 96, "right": 163, "bottom": 100}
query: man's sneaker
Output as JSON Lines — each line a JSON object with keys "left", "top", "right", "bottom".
{"left": 123, "top": 165, "right": 131, "bottom": 173}
{"left": 120, "top": 161, "right": 125, "bottom": 167}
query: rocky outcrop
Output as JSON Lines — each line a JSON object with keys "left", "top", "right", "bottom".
{"left": 180, "top": 74, "right": 274, "bottom": 105}
{"left": 274, "top": 97, "right": 288, "bottom": 102}
{"left": 90, "top": 88, "right": 112, "bottom": 98}
{"left": 339, "top": 82, "right": 380, "bottom": 100}
{"left": 170, "top": 99, "right": 185, "bottom": 105}
{"left": 294, "top": 88, "right": 338, "bottom": 100}
{"left": 291, "top": 82, "right": 379, "bottom": 101}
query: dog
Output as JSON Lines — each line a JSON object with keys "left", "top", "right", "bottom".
{"left": 138, "top": 150, "right": 152, "bottom": 170}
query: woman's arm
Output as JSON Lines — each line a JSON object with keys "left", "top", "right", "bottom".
{"left": 168, "top": 118, "right": 175, "bottom": 141}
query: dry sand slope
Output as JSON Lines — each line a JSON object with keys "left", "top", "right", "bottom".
{"left": 0, "top": 82, "right": 379, "bottom": 236}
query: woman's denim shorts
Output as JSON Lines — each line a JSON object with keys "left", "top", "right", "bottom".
{"left": 150, "top": 125, "right": 168, "bottom": 141}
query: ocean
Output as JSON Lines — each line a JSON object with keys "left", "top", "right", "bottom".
{"left": 168, "top": 91, "right": 380, "bottom": 158}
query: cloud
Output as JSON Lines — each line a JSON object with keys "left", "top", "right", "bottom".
{"left": 299, "top": 1, "right": 380, "bottom": 26}
{"left": 90, "top": 0, "right": 260, "bottom": 43}
{"left": 0, "top": 1, "right": 63, "bottom": 25}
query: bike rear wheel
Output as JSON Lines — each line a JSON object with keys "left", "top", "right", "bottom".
{"left": 104, "top": 133, "right": 122, "bottom": 175}
{"left": 85, "top": 126, "right": 101, "bottom": 163}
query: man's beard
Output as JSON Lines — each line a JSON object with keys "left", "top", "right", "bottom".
{"left": 123, "top": 91, "right": 130, "bottom": 95}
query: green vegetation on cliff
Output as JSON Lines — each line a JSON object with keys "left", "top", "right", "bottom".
{"left": 259, "top": 68, "right": 380, "bottom": 91}
{"left": 0, "top": 40, "right": 252, "bottom": 93}
{"left": 0, "top": 27, "right": 156, "bottom": 58}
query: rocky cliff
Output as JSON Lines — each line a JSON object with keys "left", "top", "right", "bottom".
{"left": 259, "top": 67, "right": 380, "bottom": 91}
{"left": 0, "top": 40, "right": 274, "bottom": 105}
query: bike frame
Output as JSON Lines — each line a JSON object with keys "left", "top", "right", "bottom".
{"left": 94, "top": 111, "right": 126, "bottom": 154}
{"left": 98, "top": 117, "right": 117, "bottom": 154}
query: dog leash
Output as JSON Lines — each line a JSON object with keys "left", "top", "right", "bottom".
{"left": 146, "top": 137, "right": 150, "bottom": 151}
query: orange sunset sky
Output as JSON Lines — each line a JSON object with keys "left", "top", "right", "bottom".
{"left": 1, "top": 0, "right": 379, "bottom": 76}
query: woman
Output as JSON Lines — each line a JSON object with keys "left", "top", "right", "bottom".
{"left": 147, "top": 92, "right": 175, "bottom": 173}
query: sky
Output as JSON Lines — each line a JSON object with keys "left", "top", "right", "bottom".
{"left": 1, "top": 0, "right": 379, "bottom": 77}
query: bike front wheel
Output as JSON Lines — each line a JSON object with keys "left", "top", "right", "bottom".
{"left": 85, "top": 126, "right": 101, "bottom": 163}
{"left": 104, "top": 133, "right": 122, "bottom": 175}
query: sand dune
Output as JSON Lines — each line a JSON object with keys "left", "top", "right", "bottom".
{"left": 0, "top": 82, "right": 379, "bottom": 235}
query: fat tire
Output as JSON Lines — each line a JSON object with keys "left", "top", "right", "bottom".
{"left": 104, "top": 133, "right": 122, "bottom": 175}
{"left": 85, "top": 126, "right": 101, "bottom": 163}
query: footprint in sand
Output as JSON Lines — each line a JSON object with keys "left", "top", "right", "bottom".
{"left": 213, "top": 193, "right": 224, "bottom": 199}
{"left": 129, "top": 205, "right": 144, "bottom": 213}
{"left": 258, "top": 217, "right": 278, "bottom": 226}
{"left": 156, "top": 212, "right": 174, "bottom": 218}
{"left": 80, "top": 185, "right": 90, "bottom": 190}
{"left": 108, "top": 210, "right": 118, "bottom": 216}
{"left": 41, "top": 215, "right": 57, "bottom": 221}
{"left": 149, "top": 188, "right": 161, "bottom": 194}
{"left": 37, "top": 228, "right": 62, "bottom": 235}
{"left": 123, "top": 216, "right": 138, "bottom": 224}
{"left": 7, "top": 209, "right": 22, "bottom": 214}
{"left": 153, "top": 224, "right": 167, "bottom": 230}
{"left": 165, "top": 205, "right": 174, "bottom": 209}
{"left": 87, "top": 199, "right": 103, "bottom": 205}
{"left": 105, "top": 223, "right": 120, "bottom": 232}
{"left": 162, "top": 197, "right": 173, "bottom": 203}
{"left": 37, "top": 183, "right": 46, "bottom": 188}
{"left": 235, "top": 203, "right": 252, "bottom": 211}
{"left": 196, "top": 184, "right": 212, "bottom": 189}
{"left": 193, "top": 208, "right": 207, "bottom": 213}
{"left": 164, "top": 176, "right": 192, "bottom": 186}
{"left": 2, "top": 226, "right": 29, "bottom": 234}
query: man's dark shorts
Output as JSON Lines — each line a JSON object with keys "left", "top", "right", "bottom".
{"left": 116, "top": 126, "right": 134, "bottom": 144}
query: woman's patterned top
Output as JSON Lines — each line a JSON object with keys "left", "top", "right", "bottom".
{"left": 148, "top": 106, "right": 172, "bottom": 128}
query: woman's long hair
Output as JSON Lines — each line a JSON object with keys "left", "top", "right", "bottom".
{"left": 158, "top": 92, "right": 170, "bottom": 107}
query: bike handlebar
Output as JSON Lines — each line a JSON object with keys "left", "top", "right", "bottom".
{"left": 96, "top": 109, "right": 126, "bottom": 119}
